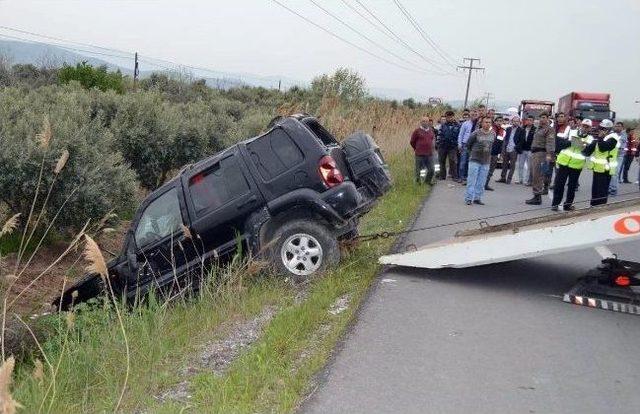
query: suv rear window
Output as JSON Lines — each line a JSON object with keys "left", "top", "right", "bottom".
{"left": 303, "top": 118, "right": 339, "bottom": 146}
{"left": 246, "top": 128, "right": 304, "bottom": 181}
{"left": 189, "top": 155, "right": 250, "bottom": 215}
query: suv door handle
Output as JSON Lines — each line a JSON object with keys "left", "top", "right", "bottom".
{"left": 237, "top": 195, "right": 258, "bottom": 210}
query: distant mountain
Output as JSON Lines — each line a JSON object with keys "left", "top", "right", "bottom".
{"left": 446, "top": 99, "right": 519, "bottom": 111}
{"left": 0, "top": 39, "right": 131, "bottom": 72}
{"left": 1, "top": 39, "right": 450, "bottom": 102}
{"left": 0, "top": 39, "right": 307, "bottom": 91}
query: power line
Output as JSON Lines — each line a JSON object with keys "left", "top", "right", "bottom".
{"left": 0, "top": 25, "right": 132, "bottom": 59}
{"left": 340, "top": 0, "right": 401, "bottom": 46}
{"left": 0, "top": 32, "right": 132, "bottom": 61}
{"left": 391, "top": 0, "right": 458, "bottom": 69}
{"left": 269, "top": 0, "right": 431, "bottom": 74}
{"left": 457, "top": 57, "right": 485, "bottom": 109}
{"left": 352, "top": 0, "right": 454, "bottom": 74}
{"left": 0, "top": 27, "right": 239, "bottom": 81}
{"left": 308, "top": 0, "right": 445, "bottom": 75}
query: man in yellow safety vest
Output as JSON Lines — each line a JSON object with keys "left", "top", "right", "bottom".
{"left": 551, "top": 119, "right": 593, "bottom": 211}
{"left": 583, "top": 119, "right": 619, "bottom": 206}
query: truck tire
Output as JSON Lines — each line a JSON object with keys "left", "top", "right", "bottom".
{"left": 269, "top": 219, "right": 340, "bottom": 282}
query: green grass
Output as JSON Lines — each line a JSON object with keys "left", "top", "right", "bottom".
{"left": 11, "top": 150, "right": 428, "bottom": 413}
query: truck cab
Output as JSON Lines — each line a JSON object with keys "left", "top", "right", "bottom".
{"left": 558, "top": 92, "right": 615, "bottom": 127}
{"left": 518, "top": 100, "right": 555, "bottom": 119}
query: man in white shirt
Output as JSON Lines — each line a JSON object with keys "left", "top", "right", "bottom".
{"left": 497, "top": 116, "right": 523, "bottom": 184}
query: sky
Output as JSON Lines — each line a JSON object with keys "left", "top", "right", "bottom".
{"left": 0, "top": 0, "right": 639, "bottom": 117}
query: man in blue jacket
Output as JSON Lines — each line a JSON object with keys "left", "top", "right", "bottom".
{"left": 437, "top": 110, "right": 461, "bottom": 180}
{"left": 457, "top": 108, "right": 477, "bottom": 183}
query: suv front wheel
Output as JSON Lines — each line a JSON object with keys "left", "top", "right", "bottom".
{"left": 270, "top": 220, "right": 340, "bottom": 281}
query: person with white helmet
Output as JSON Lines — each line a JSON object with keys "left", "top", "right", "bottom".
{"left": 582, "top": 119, "right": 619, "bottom": 206}
{"left": 551, "top": 118, "right": 593, "bottom": 211}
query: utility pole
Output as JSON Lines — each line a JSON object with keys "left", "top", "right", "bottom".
{"left": 457, "top": 58, "right": 485, "bottom": 109}
{"left": 483, "top": 92, "right": 494, "bottom": 108}
{"left": 133, "top": 52, "right": 140, "bottom": 89}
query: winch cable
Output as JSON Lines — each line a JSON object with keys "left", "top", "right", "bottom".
{"left": 353, "top": 190, "right": 640, "bottom": 243}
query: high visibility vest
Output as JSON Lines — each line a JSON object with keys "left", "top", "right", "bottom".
{"left": 556, "top": 131, "right": 592, "bottom": 170}
{"left": 588, "top": 133, "right": 620, "bottom": 175}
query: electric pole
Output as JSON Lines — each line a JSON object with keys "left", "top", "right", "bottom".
{"left": 483, "top": 92, "right": 494, "bottom": 108}
{"left": 133, "top": 52, "right": 140, "bottom": 89}
{"left": 457, "top": 58, "right": 485, "bottom": 109}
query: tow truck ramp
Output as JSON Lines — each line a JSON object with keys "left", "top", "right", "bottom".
{"left": 380, "top": 199, "right": 640, "bottom": 314}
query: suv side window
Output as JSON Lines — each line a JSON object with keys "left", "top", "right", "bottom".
{"left": 189, "top": 154, "right": 250, "bottom": 215}
{"left": 246, "top": 128, "right": 304, "bottom": 181}
{"left": 134, "top": 188, "right": 182, "bottom": 248}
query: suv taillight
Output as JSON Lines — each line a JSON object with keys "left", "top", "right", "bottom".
{"left": 318, "top": 155, "right": 344, "bottom": 188}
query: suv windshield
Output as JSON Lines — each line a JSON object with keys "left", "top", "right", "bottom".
{"left": 135, "top": 188, "right": 182, "bottom": 248}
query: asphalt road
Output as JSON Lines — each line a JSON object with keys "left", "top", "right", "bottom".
{"left": 304, "top": 164, "right": 640, "bottom": 414}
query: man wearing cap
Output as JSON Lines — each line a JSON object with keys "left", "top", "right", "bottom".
{"left": 410, "top": 117, "right": 436, "bottom": 184}
{"left": 497, "top": 115, "right": 523, "bottom": 184}
{"left": 551, "top": 119, "right": 593, "bottom": 211}
{"left": 583, "top": 119, "right": 619, "bottom": 206}
{"left": 525, "top": 113, "right": 556, "bottom": 205}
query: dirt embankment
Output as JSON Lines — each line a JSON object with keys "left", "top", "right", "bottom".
{"left": 3, "top": 223, "right": 128, "bottom": 316}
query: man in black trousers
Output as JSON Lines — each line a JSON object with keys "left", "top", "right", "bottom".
{"left": 497, "top": 116, "right": 524, "bottom": 184}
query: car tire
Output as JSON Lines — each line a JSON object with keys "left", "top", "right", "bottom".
{"left": 269, "top": 219, "right": 340, "bottom": 282}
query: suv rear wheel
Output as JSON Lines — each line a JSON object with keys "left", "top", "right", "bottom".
{"left": 269, "top": 220, "right": 340, "bottom": 281}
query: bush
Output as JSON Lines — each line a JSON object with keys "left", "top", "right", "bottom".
{"left": 311, "top": 67, "right": 368, "bottom": 104}
{"left": 0, "top": 84, "right": 138, "bottom": 230}
{"left": 58, "top": 62, "right": 125, "bottom": 94}
{"left": 111, "top": 92, "right": 225, "bottom": 189}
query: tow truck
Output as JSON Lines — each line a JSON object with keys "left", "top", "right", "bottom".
{"left": 380, "top": 199, "right": 640, "bottom": 314}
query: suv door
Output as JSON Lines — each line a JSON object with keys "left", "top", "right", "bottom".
{"left": 132, "top": 185, "right": 191, "bottom": 291}
{"left": 183, "top": 149, "right": 264, "bottom": 261}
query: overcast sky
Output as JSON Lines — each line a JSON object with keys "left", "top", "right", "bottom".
{"left": 1, "top": 0, "right": 639, "bottom": 117}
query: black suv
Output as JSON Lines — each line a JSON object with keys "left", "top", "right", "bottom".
{"left": 57, "top": 115, "right": 391, "bottom": 309}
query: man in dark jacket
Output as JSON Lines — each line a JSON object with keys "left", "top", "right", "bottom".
{"left": 516, "top": 115, "right": 536, "bottom": 185}
{"left": 485, "top": 116, "right": 505, "bottom": 190}
{"left": 437, "top": 110, "right": 461, "bottom": 180}
{"left": 525, "top": 113, "right": 556, "bottom": 205}
{"left": 410, "top": 117, "right": 436, "bottom": 184}
{"left": 497, "top": 116, "right": 524, "bottom": 184}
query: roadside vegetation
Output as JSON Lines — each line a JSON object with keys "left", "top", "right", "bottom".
{"left": 0, "top": 60, "right": 439, "bottom": 412}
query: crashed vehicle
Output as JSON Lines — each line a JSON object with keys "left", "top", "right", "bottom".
{"left": 56, "top": 115, "right": 391, "bottom": 309}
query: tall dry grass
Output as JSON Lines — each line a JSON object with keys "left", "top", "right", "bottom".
{"left": 279, "top": 96, "right": 445, "bottom": 156}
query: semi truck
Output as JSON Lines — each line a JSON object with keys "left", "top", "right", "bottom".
{"left": 518, "top": 100, "right": 555, "bottom": 119}
{"left": 558, "top": 92, "right": 615, "bottom": 127}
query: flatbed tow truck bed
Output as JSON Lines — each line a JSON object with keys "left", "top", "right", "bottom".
{"left": 380, "top": 199, "right": 640, "bottom": 314}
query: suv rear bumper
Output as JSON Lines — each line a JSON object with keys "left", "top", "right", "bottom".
{"left": 320, "top": 181, "right": 362, "bottom": 219}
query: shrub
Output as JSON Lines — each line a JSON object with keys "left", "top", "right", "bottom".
{"left": 0, "top": 84, "right": 138, "bottom": 230}
{"left": 311, "top": 67, "right": 368, "bottom": 104}
{"left": 111, "top": 92, "right": 225, "bottom": 189}
{"left": 58, "top": 62, "right": 125, "bottom": 94}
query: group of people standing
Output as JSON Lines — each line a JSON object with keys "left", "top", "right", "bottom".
{"left": 410, "top": 106, "right": 638, "bottom": 209}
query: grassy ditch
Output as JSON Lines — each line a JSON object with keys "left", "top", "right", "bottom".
{"left": 10, "top": 150, "right": 429, "bottom": 413}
